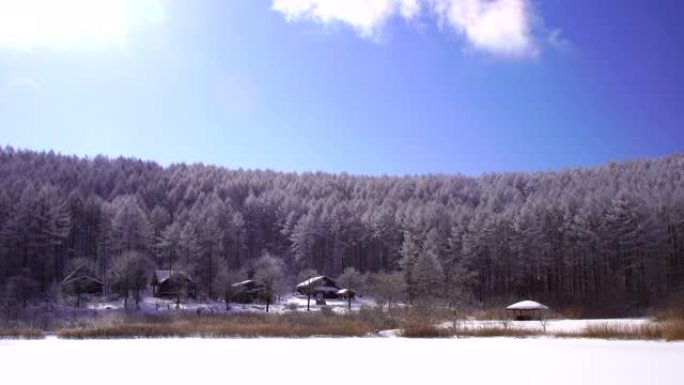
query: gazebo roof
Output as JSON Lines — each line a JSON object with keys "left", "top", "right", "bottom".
{"left": 506, "top": 300, "right": 549, "bottom": 311}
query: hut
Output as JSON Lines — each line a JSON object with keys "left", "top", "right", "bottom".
{"left": 295, "top": 275, "right": 341, "bottom": 299}
{"left": 151, "top": 270, "right": 197, "bottom": 298}
{"left": 231, "top": 279, "right": 265, "bottom": 303}
{"left": 62, "top": 275, "right": 103, "bottom": 295}
{"left": 506, "top": 300, "right": 549, "bottom": 320}
{"left": 337, "top": 288, "right": 356, "bottom": 309}
{"left": 336, "top": 288, "right": 356, "bottom": 300}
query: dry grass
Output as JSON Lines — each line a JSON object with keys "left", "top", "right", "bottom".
{"left": 662, "top": 319, "right": 684, "bottom": 341}
{"left": 399, "top": 324, "right": 451, "bottom": 338}
{"left": 401, "top": 318, "right": 684, "bottom": 341}
{"left": 0, "top": 326, "right": 44, "bottom": 339}
{"left": 556, "top": 323, "right": 663, "bottom": 340}
{"left": 400, "top": 324, "right": 543, "bottom": 338}
{"left": 555, "top": 320, "right": 684, "bottom": 341}
{"left": 57, "top": 311, "right": 394, "bottom": 339}
{"left": 451, "top": 326, "right": 543, "bottom": 338}
{"left": 400, "top": 322, "right": 543, "bottom": 338}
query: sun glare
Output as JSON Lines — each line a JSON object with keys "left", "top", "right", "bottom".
{"left": 0, "top": 0, "right": 164, "bottom": 51}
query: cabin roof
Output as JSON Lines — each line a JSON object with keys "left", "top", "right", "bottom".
{"left": 153, "top": 270, "right": 193, "bottom": 285}
{"left": 295, "top": 275, "right": 337, "bottom": 289}
{"left": 506, "top": 300, "right": 549, "bottom": 310}
{"left": 62, "top": 275, "right": 103, "bottom": 287}
{"left": 231, "top": 279, "right": 263, "bottom": 288}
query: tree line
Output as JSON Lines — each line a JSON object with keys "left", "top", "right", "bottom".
{"left": 1, "top": 147, "right": 683, "bottom": 313}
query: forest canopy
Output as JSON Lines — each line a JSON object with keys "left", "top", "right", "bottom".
{"left": 1, "top": 147, "right": 683, "bottom": 312}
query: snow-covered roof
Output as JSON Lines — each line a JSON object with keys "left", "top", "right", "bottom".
{"left": 506, "top": 300, "right": 549, "bottom": 311}
{"left": 232, "top": 279, "right": 255, "bottom": 287}
{"left": 231, "top": 279, "right": 264, "bottom": 289}
{"left": 295, "top": 275, "right": 336, "bottom": 289}
{"left": 153, "top": 270, "right": 192, "bottom": 284}
{"left": 336, "top": 288, "right": 356, "bottom": 295}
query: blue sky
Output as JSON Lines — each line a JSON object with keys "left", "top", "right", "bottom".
{"left": 0, "top": 0, "right": 682, "bottom": 176}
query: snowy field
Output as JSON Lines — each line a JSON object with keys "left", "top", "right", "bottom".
{"left": 1, "top": 337, "right": 683, "bottom": 385}
{"left": 84, "top": 294, "right": 376, "bottom": 314}
{"left": 449, "top": 318, "right": 653, "bottom": 333}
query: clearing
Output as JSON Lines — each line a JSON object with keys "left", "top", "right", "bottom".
{"left": 1, "top": 337, "right": 683, "bottom": 385}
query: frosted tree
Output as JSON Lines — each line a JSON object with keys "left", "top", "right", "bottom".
{"left": 1, "top": 147, "right": 684, "bottom": 313}
{"left": 253, "top": 252, "right": 285, "bottom": 312}
{"left": 412, "top": 251, "right": 444, "bottom": 305}
{"left": 336, "top": 267, "right": 366, "bottom": 292}
{"left": 109, "top": 251, "right": 152, "bottom": 309}
{"left": 368, "top": 271, "right": 406, "bottom": 309}
{"left": 111, "top": 195, "right": 153, "bottom": 254}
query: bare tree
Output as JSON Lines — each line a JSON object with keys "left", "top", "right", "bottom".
{"left": 297, "top": 268, "right": 320, "bottom": 311}
{"left": 369, "top": 271, "right": 406, "bottom": 309}
{"left": 212, "top": 267, "right": 243, "bottom": 310}
{"left": 109, "top": 251, "right": 152, "bottom": 309}
{"left": 254, "top": 253, "right": 285, "bottom": 312}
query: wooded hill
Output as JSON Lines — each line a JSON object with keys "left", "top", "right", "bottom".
{"left": 1, "top": 147, "right": 683, "bottom": 312}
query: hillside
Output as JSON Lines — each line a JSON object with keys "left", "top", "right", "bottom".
{"left": 1, "top": 147, "right": 683, "bottom": 312}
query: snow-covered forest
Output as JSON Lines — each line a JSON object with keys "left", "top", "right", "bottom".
{"left": 1, "top": 147, "right": 683, "bottom": 312}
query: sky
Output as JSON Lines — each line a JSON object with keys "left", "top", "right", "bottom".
{"left": 0, "top": 0, "right": 682, "bottom": 176}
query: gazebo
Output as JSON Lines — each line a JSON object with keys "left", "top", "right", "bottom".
{"left": 506, "top": 300, "right": 549, "bottom": 320}
{"left": 336, "top": 288, "right": 357, "bottom": 310}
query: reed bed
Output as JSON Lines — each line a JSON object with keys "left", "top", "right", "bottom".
{"left": 400, "top": 324, "right": 543, "bottom": 338}
{"left": 57, "top": 311, "right": 395, "bottom": 339}
{"left": 0, "top": 326, "right": 44, "bottom": 339}
{"left": 556, "top": 319, "right": 684, "bottom": 341}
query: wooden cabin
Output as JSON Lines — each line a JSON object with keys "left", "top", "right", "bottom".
{"left": 295, "top": 275, "right": 341, "bottom": 299}
{"left": 506, "top": 300, "right": 549, "bottom": 320}
{"left": 151, "top": 270, "right": 197, "bottom": 298}
{"left": 62, "top": 275, "right": 104, "bottom": 295}
{"left": 231, "top": 279, "right": 265, "bottom": 303}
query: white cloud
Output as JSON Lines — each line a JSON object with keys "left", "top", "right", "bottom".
{"left": 431, "top": 0, "right": 536, "bottom": 57}
{"left": 272, "top": 0, "right": 548, "bottom": 58}
{"left": 548, "top": 28, "right": 571, "bottom": 51}
{"left": 271, "top": 0, "right": 421, "bottom": 40}
{"left": 0, "top": 0, "right": 165, "bottom": 52}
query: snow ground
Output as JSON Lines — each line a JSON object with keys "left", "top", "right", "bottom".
{"left": 443, "top": 318, "right": 652, "bottom": 333}
{"left": 1, "top": 337, "right": 683, "bottom": 385}
{"left": 85, "top": 293, "right": 376, "bottom": 314}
